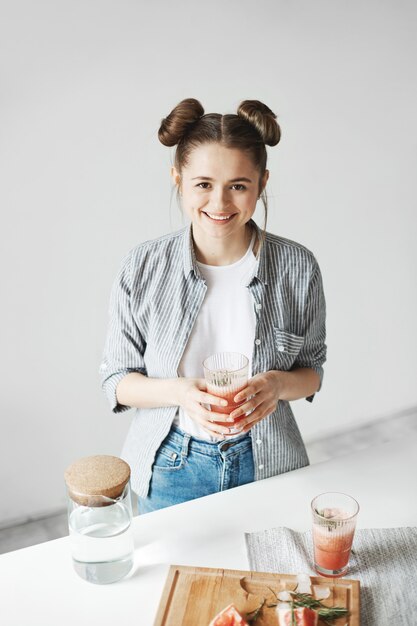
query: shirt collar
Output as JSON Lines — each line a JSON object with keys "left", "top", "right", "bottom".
{"left": 182, "top": 217, "right": 268, "bottom": 285}
{"left": 182, "top": 221, "right": 205, "bottom": 281}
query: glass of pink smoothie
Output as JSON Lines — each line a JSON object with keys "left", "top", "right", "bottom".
{"left": 311, "top": 492, "right": 359, "bottom": 578}
{"left": 203, "top": 352, "right": 249, "bottom": 434}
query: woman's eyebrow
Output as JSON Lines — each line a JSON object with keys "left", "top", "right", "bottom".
{"left": 191, "top": 176, "right": 253, "bottom": 183}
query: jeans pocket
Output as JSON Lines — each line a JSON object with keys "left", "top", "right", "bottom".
{"left": 152, "top": 441, "right": 186, "bottom": 472}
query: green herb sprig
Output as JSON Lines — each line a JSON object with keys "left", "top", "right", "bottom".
{"left": 292, "top": 592, "right": 349, "bottom": 625}
{"left": 243, "top": 582, "right": 350, "bottom": 625}
{"left": 267, "top": 591, "right": 349, "bottom": 625}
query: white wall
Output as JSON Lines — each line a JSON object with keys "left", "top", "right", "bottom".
{"left": 1, "top": 0, "right": 416, "bottom": 525}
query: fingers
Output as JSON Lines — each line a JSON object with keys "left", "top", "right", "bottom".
{"left": 199, "top": 392, "right": 228, "bottom": 408}
{"left": 181, "top": 380, "right": 237, "bottom": 437}
{"left": 228, "top": 396, "right": 258, "bottom": 421}
{"left": 199, "top": 404, "right": 233, "bottom": 422}
{"left": 186, "top": 372, "right": 277, "bottom": 438}
{"left": 185, "top": 377, "right": 265, "bottom": 437}
{"left": 234, "top": 402, "right": 273, "bottom": 432}
{"left": 199, "top": 417, "right": 234, "bottom": 437}
{"left": 233, "top": 384, "right": 257, "bottom": 404}
{"left": 229, "top": 380, "right": 276, "bottom": 422}
{"left": 189, "top": 405, "right": 235, "bottom": 436}
{"left": 185, "top": 381, "right": 228, "bottom": 408}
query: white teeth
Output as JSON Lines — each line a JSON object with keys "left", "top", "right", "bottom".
{"left": 206, "top": 213, "right": 233, "bottom": 221}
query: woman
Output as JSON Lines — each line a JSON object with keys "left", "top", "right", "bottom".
{"left": 100, "top": 98, "right": 327, "bottom": 514}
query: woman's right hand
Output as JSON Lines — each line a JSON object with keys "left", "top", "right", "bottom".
{"left": 175, "top": 378, "right": 235, "bottom": 438}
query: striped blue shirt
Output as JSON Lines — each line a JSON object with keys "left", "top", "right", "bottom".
{"left": 100, "top": 218, "right": 327, "bottom": 497}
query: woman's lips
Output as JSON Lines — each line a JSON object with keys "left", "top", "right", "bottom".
{"left": 203, "top": 212, "right": 236, "bottom": 223}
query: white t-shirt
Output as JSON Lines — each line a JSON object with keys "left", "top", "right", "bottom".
{"left": 173, "top": 230, "right": 258, "bottom": 441}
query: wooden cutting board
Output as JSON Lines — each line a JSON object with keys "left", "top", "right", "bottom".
{"left": 153, "top": 565, "right": 360, "bottom": 626}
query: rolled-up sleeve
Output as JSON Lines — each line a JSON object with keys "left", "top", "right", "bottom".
{"left": 294, "top": 259, "right": 327, "bottom": 402}
{"left": 99, "top": 251, "right": 147, "bottom": 413}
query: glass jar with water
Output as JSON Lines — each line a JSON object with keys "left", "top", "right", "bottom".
{"left": 64, "top": 455, "right": 134, "bottom": 584}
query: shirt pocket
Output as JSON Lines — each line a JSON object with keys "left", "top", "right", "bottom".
{"left": 273, "top": 327, "right": 305, "bottom": 371}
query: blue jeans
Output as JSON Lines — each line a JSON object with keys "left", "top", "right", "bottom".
{"left": 137, "top": 424, "right": 254, "bottom": 514}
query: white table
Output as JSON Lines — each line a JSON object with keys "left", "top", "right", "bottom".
{"left": 1, "top": 436, "right": 416, "bottom": 625}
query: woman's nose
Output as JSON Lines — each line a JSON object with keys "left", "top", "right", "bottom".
{"left": 211, "top": 187, "right": 231, "bottom": 211}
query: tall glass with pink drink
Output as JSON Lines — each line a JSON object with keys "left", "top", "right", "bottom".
{"left": 311, "top": 492, "right": 359, "bottom": 578}
{"left": 203, "top": 352, "right": 249, "bottom": 434}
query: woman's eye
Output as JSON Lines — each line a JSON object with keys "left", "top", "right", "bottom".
{"left": 196, "top": 183, "right": 246, "bottom": 190}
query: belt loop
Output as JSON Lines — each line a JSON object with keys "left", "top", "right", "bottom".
{"left": 181, "top": 432, "right": 191, "bottom": 458}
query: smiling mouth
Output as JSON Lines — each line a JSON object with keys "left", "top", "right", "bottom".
{"left": 203, "top": 212, "right": 236, "bottom": 222}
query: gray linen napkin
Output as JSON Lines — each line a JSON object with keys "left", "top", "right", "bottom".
{"left": 245, "top": 526, "right": 417, "bottom": 626}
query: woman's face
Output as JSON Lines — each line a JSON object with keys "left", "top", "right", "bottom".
{"left": 171, "top": 143, "right": 268, "bottom": 242}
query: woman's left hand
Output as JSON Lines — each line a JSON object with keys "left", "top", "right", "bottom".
{"left": 227, "top": 370, "right": 284, "bottom": 434}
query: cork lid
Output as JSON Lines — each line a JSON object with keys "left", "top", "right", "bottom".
{"left": 64, "top": 455, "right": 131, "bottom": 507}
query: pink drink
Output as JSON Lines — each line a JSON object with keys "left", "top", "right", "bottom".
{"left": 206, "top": 383, "right": 246, "bottom": 427}
{"left": 311, "top": 495, "right": 359, "bottom": 578}
{"left": 203, "top": 352, "right": 249, "bottom": 433}
{"left": 313, "top": 511, "right": 355, "bottom": 572}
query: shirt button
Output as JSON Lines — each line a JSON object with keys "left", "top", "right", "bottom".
{"left": 278, "top": 345, "right": 285, "bottom": 352}
{"left": 258, "top": 464, "right": 264, "bottom": 470}
{"left": 256, "top": 439, "right": 262, "bottom": 445}
{"left": 255, "top": 339, "right": 261, "bottom": 345}
{"left": 255, "top": 303, "right": 262, "bottom": 310}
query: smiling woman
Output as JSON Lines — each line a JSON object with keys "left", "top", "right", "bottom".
{"left": 100, "top": 98, "right": 327, "bottom": 514}
{"left": 172, "top": 141, "right": 268, "bottom": 265}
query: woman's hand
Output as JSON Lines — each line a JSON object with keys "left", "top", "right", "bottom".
{"left": 227, "top": 370, "right": 285, "bottom": 434}
{"left": 175, "top": 377, "right": 235, "bottom": 438}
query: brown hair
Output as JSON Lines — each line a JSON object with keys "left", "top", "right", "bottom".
{"left": 158, "top": 98, "right": 281, "bottom": 252}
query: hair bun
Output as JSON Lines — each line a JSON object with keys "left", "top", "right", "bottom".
{"left": 237, "top": 100, "right": 281, "bottom": 146}
{"left": 158, "top": 98, "right": 205, "bottom": 147}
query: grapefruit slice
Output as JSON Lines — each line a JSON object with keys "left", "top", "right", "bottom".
{"left": 277, "top": 606, "right": 318, "bottom": 626}
{"left": 209, "top": 604, "right": 249, "bottom": 626}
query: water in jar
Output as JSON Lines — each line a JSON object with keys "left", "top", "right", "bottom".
{"left": 69, "top": 500, "right": 134, "bottom": 584}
